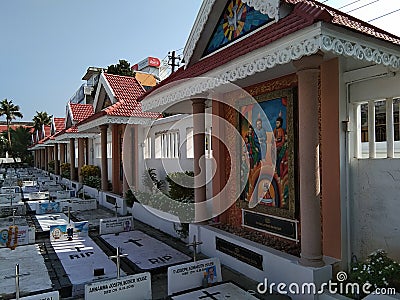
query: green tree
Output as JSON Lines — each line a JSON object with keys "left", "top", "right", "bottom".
{"left": 0, "top": 99, "right": 23, "bottom": 150}
{"left": 32, "top": 111, "right": 52, "bottom": 132}
{"left": 1, "top": 126, "right": 33, "bottom": 164}
{"left": 107, "top": 59, "right": 135, "bottom": 77}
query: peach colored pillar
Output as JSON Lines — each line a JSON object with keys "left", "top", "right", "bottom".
{"left": 69, "top": 138, "right": 77, "bottom": 181}
{"left": 78, "top": 138, "right": 85, "bottom": 183}
{"left": 41, "top": 149, "right": 45, "bottom": 169}
{"left": 60, "top": 143, "right": 66, "bottom": 164}
{"left": 100, "top": 125, "right": 109, "bottom": 191}
{"left": 44, "top": 147, "right": 49, "bottom": 171}
{"left": 294, "top": 53, "right": 325, "bottom": 267}
{"left": 192, "top": 98, "right": 207, "bottom": 222}
{"left": 54, "top": 144, "right": 60, "bottom": 175}
{"left": 85, "top": 138, "right": 89, "bottom": 165}
{"left": 112, "top": 124, "right": 121, "bottom": 194}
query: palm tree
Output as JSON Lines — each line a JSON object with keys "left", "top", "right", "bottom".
{"left": 0, "top": 99, "right": 23, "bottom": 149}
{"left": 32, "top": 111, "right": 52, "bottom": 137}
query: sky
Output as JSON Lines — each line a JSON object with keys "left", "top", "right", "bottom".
{"left": 0, "top": 0, "right": 399, "bottom": 122}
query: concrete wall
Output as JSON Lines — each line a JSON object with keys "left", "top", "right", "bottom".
{"left": 349, "top": 158, "right": 400, "bottom": 262}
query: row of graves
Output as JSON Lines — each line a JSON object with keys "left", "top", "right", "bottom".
{"left": 1, "top": 168, "right": 261, "bottom": 299}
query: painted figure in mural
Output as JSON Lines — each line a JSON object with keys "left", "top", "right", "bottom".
{"left": 248, "top": 125, "right": 261, "bottom": 167}
{"left": 273, "top": 114, "right": 285, "bottom": 177}
{"left": 254, "top": 117, "right": 268, "bottom": 161}
{"left": 240, "top": 153, "right": 249, "bottom": 199}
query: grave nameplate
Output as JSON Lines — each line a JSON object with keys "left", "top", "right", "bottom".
{"left": 167, "top": 257, "right": 221, "bottom": 295}
{"left": 49, "top": 221, "right": 88, "bottom": 242}
{"left": 85, "top": 272, "right": 151, "bottom": 300}
{"left": 99, "top": 216, "right": 134, "bottom": 235}
{"left": 242, "top": 210, "right": 298, "bottom": 241}
{"left": 17, "top": 291, "right": 59, "bottom": 300}
{"left": 216, "top": 237, "right": 263, "bottom": 270}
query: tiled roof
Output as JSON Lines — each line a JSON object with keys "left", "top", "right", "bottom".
{"left": 78, "top": 73, "right": 160, "bottom": 125}
{"left": 286, "top": 0, "right": 400, "bottom": 45}
{"left": 69, "top": 103, "right": 94, "bottom": 123}
{"left": 0, "top": 125, "right": 33, "bottom": 133}
{"left": 140, "top": 0, "right": 400, "bottom": 100}
{"left": 53, "top": 117, "right": 65, "bottom": 132}
{"left": 43, "top": 125, "right": 51, "bottom": 137}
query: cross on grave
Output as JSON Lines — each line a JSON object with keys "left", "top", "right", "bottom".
{"left": 186, "top": 235, "right": 203, "bottom": 262}
{"left": 109, "top": 247, "right": 128, "bottom": 279}
{"left": 124, "top": 239, "right": 143, "bottom": 247}
{"left": 15, "top": 264, "right": 20, "bottom": 300}
{"left": 198, "top": 290, "right": 221, "bottom": 300}
{"left": 114, "top": 203, "right": 120, "bottom": 220}
{"left": 12, "top": 208, "right": 16, "bottom": 226}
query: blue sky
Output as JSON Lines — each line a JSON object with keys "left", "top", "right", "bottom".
{"left": 0, "top": 0, "right": 399, "bottom": 122}
{"left": 0, "top": 0, "right": 202, "bottom": 121}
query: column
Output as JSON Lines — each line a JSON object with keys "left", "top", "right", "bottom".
{"left": 54, "top": 144, "right": 60, "bottom": 175}
{"left": 192, "top": 98, "right": 207, "bottom": 222}
{"left": 70, "top": 138, "right": 77, "bottom": 181}
{"left": 41, "top": 149, "right": 45, "bottom": 169}
{"left": 44, "top": 147, "right": 49, "bottom": 171}
{"left": 85, "top": 138, "right": 90, "bottom": 165}
{"left": 78, "top": 138, "right": 85, "bottom": 183}
{"left": 112, "top": 124, "right": 121, "bottom": 194}
{"left": 100, "top": 125, "right": 109, "bottom": 191}
{"left": 294, "top": 53, "right": 325, "bottom": 267}
{"left": 60, "top": 143, "right": 66, "bottom": 164}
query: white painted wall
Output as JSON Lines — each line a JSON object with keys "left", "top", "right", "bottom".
{"left": 349, "top": 158, "right": 400, "bottom": 262}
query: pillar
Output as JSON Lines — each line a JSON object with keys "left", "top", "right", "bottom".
{"left": 85, "top": 138, "right": 90, "bottom": 165}
{"left": 41, "top": 149, "right": 45, "bottom": 169}
{"left": 60, "top": 143, "right": 66, "bottom": 164}
{"left": 294, "top": 53, "right": 325, "bottom": 267}
{"left": 69, "top": 138, "right": 77, "bottom": 181}
{"left": 112, "top": 124, "right": 121, "bottom": 194}
{"left": 78, "top": 138, "right": 85, "bottom": 183}
{"left": 44, "top": 147, "right": 49, "bottom": 171}
{"left": 54, "top": 144, "right": 60, "bottom": 175}
{"left": 100, "top": 125, "right": 109, "bottom": 191}
{"left": 192, "top": 98, "right": 207, "bottom": 222}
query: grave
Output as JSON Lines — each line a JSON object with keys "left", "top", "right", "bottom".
{"left": 167, "top": 257, "right": 222, "bottom": 295}
{"left": 51, "top": 236, "right": 122, "bottom": 297}
{"left": 168, "top": 282, "right": 259, "bottom": 300}
{"left": 0, "top": 244, "right": 53, "bottom": 298}
{"left": 35, "top": 213, "right": 69, "bottom": 232}
{"left": 101, "top": 231, "right": 191, "bottom": 271}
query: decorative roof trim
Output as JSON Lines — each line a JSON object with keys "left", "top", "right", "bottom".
{"left": 78, "top": 115, "right": 153, "bottom": 132}
{"left": 183, "top": 0, "right": 280, "bottom": 65}
{"left": 144, "top": 27, "right": 400, "bottom": 112}
{"left": 54, "top": 132, "right": 98, "bottom": 141}
{"left": 242, "top": 0, "right": 280, "bottom": 20}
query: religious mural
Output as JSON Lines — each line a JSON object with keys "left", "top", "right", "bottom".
{"left": 204, "top": 0, "right": 273, "bottom": 56}
{"left": 238, "top": 89, "right": 296, "bottom": 220}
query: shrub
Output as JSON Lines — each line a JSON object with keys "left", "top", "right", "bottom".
{"left": 166, "top": 171, "right": 194, "bottom": 202}
{"left": 48, "top": 160, "right": 55, "bottom": 173}
{"left": 347, "top": 249, "right": 400, "bottom": 298}
{"left": 142, "top": 168, "right": 165, "bottom": 194}
{"left": 61, "top": 162, "right": 70, "bottom": 179}
{"left": 83, "top": 175, "right": 101, "bottom": 190}
{"left": 80, "top": 165, "right": 101, "bottom": 178}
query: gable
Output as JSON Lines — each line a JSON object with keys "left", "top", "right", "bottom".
{"left": 204, "top": 0, "right": 273, "bottom": 56}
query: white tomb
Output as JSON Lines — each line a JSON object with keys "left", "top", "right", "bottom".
{"left": 101, "top": 231, "right": 191, "bottom": 270}
{"left": 0, "top": 244, "right": 52, "bottom": 298}
{"left": 51, "top": 236, "right": 122, "bottom": 297}
{"left": 35, "top": 213, "right": 69, "bottom": 232}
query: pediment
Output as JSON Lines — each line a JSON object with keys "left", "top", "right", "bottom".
{"left": 183, "top": 0, "right": 282, "bottom": 66}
